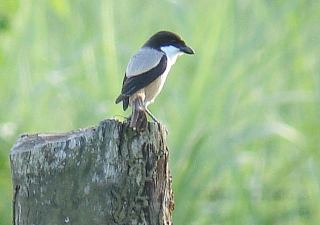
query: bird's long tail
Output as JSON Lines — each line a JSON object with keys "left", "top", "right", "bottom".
{"left": 130, "top": 97, "right": 147, "bottom": 131}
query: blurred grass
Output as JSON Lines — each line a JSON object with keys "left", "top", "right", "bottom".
{"left": 0, "top": 0, "right": 319, "bottom": 224}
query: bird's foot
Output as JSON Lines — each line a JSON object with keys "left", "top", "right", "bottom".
{"left": 144, "top": 108, "right": 160, "bottom": 124}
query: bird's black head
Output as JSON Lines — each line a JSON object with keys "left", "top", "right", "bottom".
{"left": 143, "top": 31, "right": 194, "bottom": 54}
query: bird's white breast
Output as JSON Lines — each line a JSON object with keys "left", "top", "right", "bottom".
{"left": 144, "top": 46, "right": 183, "bottom": 106}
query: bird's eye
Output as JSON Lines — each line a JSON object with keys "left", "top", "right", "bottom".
{"left": 171, "top": 40, "right": 179, "bottom": 45}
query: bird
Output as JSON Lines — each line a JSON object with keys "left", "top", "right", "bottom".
{"left": 115, "top": 31, "right": 194, "bottom": 130}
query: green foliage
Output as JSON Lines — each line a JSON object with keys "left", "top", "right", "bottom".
{"left": 0, "top": 0, "right": 319, "bottom": 224}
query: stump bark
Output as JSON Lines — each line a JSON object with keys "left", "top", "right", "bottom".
{"left": 10, "top": 119, "right": 174, "bottom": 225}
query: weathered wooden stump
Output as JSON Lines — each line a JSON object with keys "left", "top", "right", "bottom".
{"left": 10, "top": 119, "right": 173, "bottom": 225}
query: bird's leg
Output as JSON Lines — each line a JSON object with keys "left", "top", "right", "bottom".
{"left": 130, "top": 97, "right": 146, "bottom": 130}
{"left": 144, "top": 107, "right": 159, "bottom": 124}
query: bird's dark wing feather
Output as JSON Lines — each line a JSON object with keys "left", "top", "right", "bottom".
{"left": 121, "top": 54, "right": 167, "bottom": 96}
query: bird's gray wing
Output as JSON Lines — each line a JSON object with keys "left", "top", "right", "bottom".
{"left": 121, "top": 54, "right": 167, "bottom": 97}
{"left": 115, "top": 47, "right": 167, "bottom": 110}
{"left": 126, "top": 47, "right": 165, "bottom": 77}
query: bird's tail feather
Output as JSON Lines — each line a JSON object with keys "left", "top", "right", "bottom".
{"left": 115, "top": 94, "right": 124, "bottom": 104}
{"left": 130, "top": 97, "right": 147, "bottom": 131}
{"left": 115, "top": 94, "right": 129, "bottom": 111}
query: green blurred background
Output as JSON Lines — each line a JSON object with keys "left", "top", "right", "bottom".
{"left": 0, "top": 0, "right": 319, "bottom": 224}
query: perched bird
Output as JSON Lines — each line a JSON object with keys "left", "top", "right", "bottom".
{"left": 115, "top": 31, "right": 194, "bottom": 130}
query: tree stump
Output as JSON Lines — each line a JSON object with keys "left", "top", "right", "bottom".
{"left": 10, "top": 119, "right": 174, "bottom": 225}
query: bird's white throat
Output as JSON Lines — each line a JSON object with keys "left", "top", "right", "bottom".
{"left": 144, "top": 45, "right": 182, "bottom": 107}
{"left": 160, "top": 45, "right": 183, "bottom": 66}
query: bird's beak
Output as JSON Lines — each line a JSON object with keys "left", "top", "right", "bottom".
{"left": 179, "top": 45, "right": 195, "bottom": 54}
